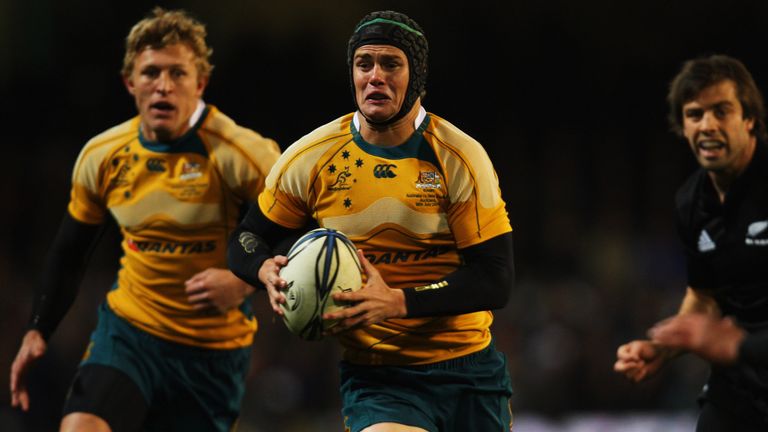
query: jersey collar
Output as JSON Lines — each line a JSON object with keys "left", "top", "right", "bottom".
{"left": 138, "top": 100, "right": 209, "bottom": 156}
{"left": 351, "top": 107, "right": 431, "bottom": 159}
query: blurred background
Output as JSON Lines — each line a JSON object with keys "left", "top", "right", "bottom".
{"left": 2, "top": 0, "right": 767, "bottom": 430}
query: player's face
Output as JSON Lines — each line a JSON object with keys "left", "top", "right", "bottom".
{"left": 124, "top": 43, "right": 207, "bottom": 142}
{"left": 353, "top": 45, "right": 409, "bottom": 123}
{"left": 682, "top": 80, "right": 756, "bottom": 175}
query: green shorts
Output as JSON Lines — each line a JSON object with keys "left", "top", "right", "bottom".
{"left": 340, "top": 342, "right": 513, "bottom": 432}
{"left": 71, "top": 302, "right": 251, "bottom": 432}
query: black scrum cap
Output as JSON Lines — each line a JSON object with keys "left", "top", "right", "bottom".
{"left": 347, "top": 11, "right": 429, "bottom": 125}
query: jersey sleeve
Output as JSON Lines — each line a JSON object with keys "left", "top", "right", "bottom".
{"left": 67, "top": 139, "right": 110, "bottom": 225}
{"left": 203, "top": 109, "right": 282, "bottom": 204}
{"left": 256, "top": 142, "right": 315, "bottom": 229}
{"left": 438, "top": 137, "right": 511, "bottom": 249}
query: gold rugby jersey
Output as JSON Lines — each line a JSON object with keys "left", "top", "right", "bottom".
{"left": 68, "top": 104, "right": 280, "bottom": 349}
{"left": 259, "top": 109, "right": 512, "bottom": 365}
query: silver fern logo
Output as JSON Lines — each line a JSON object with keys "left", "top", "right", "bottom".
{"left": 746, "top": 220, "right": 768, "bottom": 246}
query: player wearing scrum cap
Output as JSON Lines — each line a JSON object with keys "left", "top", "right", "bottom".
{"left": 228, "top": 10, "right": 515, "bottom": 432}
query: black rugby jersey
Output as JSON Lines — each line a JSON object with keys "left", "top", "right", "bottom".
{"left": 675, "top": 141, "right": 768, "bottom": 325}
{"left": 675, "top": 140, "right": 768, "bottom": 420}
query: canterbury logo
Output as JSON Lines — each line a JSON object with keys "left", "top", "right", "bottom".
{"left": 146, "top": 158, "right": 167, "bottom": 172}
{"left": 238, "top": 231, "right": 259, "bottom": 253}
{"left": 373, "top": 164, "right": 397, "bottom": 178}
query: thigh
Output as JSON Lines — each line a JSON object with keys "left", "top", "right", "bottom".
{"left": 340, "top": 363, "right": 437, "bottom": 432}
{"left": 340, "top": 343, "right": 513, "bottom": 432}
{"left": 442, "top": 344, "right": 513, "bottom": 432}
{"left": 81, "top": 303, "right": 251, "bottom": 432}
{"left": 78, "top": 303, "right": 156, "bottom": 402}
{"left": 62, "top": 364, "right": 148, "bottom": 432}
{"left": 143, "top": 347, "right": 251, "bottom": 432}
{"left": 362, "top": 423, "right": 429, "bottom": 432}
{"left": 60, "top": 412, "right": 112, "bottom": 432}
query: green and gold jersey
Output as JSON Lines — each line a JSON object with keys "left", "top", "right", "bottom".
{"left": 259, "top": 109, "right": 512, "bottom": 365}
{"left": 69, "top": 104, "right": 280, "bottom": 349}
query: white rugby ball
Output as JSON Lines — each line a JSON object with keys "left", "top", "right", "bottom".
{"left": 279, "top": 228, "right": 362, "bottom": 340}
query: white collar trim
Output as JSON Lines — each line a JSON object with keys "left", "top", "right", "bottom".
{"left": 353, "top": 106, "right": 427, "bottom": 131}
{"left": 189, "top": 100, "right": 205, "bottom": 127}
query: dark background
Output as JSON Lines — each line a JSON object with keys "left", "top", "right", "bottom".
{"left": 2, "top": 0, "right": 767, "bottom": 430}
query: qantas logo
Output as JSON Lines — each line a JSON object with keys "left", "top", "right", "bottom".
{"left": 127, "top": 239, "right": 216, "bottom": 254}
{"left": 363, "top": 245, "right": 452, "bottom": 265}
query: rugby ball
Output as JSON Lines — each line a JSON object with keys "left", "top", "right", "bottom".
{"left": 279, "top": 228, "right": 362, "bottom": 340}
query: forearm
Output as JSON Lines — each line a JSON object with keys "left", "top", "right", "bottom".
{"left": 227, "top": 228, "right": 273, "bottom": 288}
{"left": 227, "top": 204, "right": 307, "bottom": 288}
{"left": 662, "top": 286, "right": 721, "bottom": 359}
{"left": 29, "top": 213, "right": 102, "bottom": 340}
{"left": 402, "top": 232, "right": 514, "bottom": 318}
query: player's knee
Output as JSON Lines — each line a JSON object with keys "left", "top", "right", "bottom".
{"left": 362, "top": 423, "right": 430, "bottom": 432}
{"left": 60, "top": 412, "right": 112, "bottom": 432}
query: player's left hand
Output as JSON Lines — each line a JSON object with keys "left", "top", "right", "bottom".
{"left": 323, "top": 250, "right": 406, "bottom": 335}
{"left": 185, "top": 268, "right": 255, "bottom": 314}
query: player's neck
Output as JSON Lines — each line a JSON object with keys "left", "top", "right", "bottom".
{"left": 707, "top": 138, "right": 757, "bottom": 203}
{"left": 358, "top": 102, "right": 422, "bottom": 147}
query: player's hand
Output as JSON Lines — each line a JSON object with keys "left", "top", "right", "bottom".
{"left": 613, "top": 340, "right": 668, "bottom": 383}
{"left": 323, "top": 250, "right": 406, "bottom": 335}
{"left": 10, "top": 329, "right": 47, "bottom": 411}
{"left": 185, "top": 268, "right": 255, "bottom": 314}
{"left": 259, "top": 255, "right": 289, "bottom": 315}
{"left": 649, "top": 314, "right": 745, "bottom": 364}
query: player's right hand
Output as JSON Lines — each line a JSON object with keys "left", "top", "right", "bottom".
{"left": 10, "top": 329, "right": 47, "bottom": 411}
{"left": 649, "top": 314, "right": 744, "bottom": 365}
{"left": 613, "top": 340, "right": 667, "bottom": 383}
{"left": 259, "top": 255, "right": 289, "bottom": 315}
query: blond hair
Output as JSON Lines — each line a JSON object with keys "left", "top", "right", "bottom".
{"left": 121, "top": 7, "right": 213, "bottom": 79}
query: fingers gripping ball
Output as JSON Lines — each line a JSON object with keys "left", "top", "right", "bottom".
{"left": 279, "top": 228, "right": 362, "bottom": 340}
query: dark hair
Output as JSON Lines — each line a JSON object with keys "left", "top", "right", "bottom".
{"left": 347, "top": 10, "right": 428, "bottom": 125}
{"left": 667, "top": 54, "right": 766, "bottom": 141}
